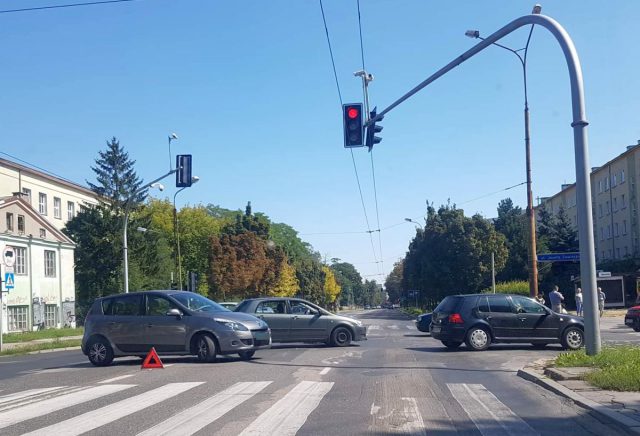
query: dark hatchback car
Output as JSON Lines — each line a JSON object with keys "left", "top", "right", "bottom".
{"left": 82, "top": 291, "right": 271, "bottom": 366}
{"left": 235, "top": 297, "right": 367, "bottom": 347}
{"left": 415, "top": 313, "right": 432, "bottom": 332}
{"left": 430, "top": 293, "right": 585, "bottom": 351}
{"left": 625, "top": 305, "right": 640, "bottom": 331}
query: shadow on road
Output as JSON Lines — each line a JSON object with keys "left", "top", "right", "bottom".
{"left": 407, "top": 344, "right": 565, "bottom": 353}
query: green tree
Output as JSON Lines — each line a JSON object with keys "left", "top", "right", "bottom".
{"left": 494, "top": 198, "right": 529, "bottom": 282}
{"left": 295, "top": 258, "right": 325, "bottom": 304}
{"left": 322, "top": 265, "right": 341, "bottom": 305}
{"left": 331, "top": 262, "right": 363, "bottom": 307}
{"left": 384, "top": 260, "right": 404, "bottom": 304}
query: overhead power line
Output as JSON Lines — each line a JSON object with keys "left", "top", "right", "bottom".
{"left": 0, "top": 0, "right": 140, "bottom": 14}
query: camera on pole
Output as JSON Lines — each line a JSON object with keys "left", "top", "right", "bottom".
{"left": 343, "top": 103, "right": 364, "bottom": 148}
{"left": 176, "top": 155, "right": 192, "bottom": 188}
{"left": 366, "top": 106, "right": 384, "bottom": 151}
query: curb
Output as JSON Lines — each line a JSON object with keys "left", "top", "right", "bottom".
{"left": 26, "top": 346, "right": 82, "bottom": 355}
{"left": 517, "top": 367, "right": 640, "bottom": 435}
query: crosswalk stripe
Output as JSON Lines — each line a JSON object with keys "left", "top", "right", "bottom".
{"left": 368, "top": 325, "right": 381, "bottom": 330}
{"left": 239, "top": 381, "right": 333, "bottom": 436}
{"left": 0, "top": 384, "right": 134, "bottom": 430}
{"left": 447, "top": 383, "right": 539, "bottom": 436}
{"left": 22, "top": 382, "right": 203, "bottom": 436}
{"left": 137, "top": 381, "right": 271, "bottom": 436}
{"left": 0, "top": 387, "right": 67, "bottom": 406}
{"left": 98, "top": 374, "right": 135, "bottom": 384}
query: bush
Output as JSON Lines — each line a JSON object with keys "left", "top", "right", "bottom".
{"left": 481, "top": 280, "right": 530, "bottom": 296}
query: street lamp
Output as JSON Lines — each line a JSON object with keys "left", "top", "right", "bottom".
{"left": 466, "top": 4, "right": 541, "bottom": 299}
{"left": 404, "top": 217, "right": 423, "bottom": 230}
{"left": 174, "top": 176, "right": 200, "bottom": 290}
{"left": 168, "top": 133, "right": 178, "bottom": 171}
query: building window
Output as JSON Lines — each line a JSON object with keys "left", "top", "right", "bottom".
{"left": 8, "top": 306, "right": 28, "bottom": 331}
{"left": 598, "top": 180, "right": 603, "bottom": 193}
{"left": 17, "top": 215, "right": 24, "bottom": 233}
{"left": 621, "top": 170, "right": 625, "bottom": 183}
{"left": 53, "top": 197, "right": 61, "bottom": 219}
{"left": 67, "top": 202, "right": 75, "bottom": 220}
{"left": 600, "top": 227, "right": 604, "bottom": 241}
{"left": 45, "top": 305, "right": 58, "bottom": 328}
{"left": 606, "top": 201, "right": 610, "bottom": 215}
{"left": 617, "top": 248, "right": 621, "bottom": 258}
{"left": 38, "top": 193, "right": 47, "bottom": 215}
{"left": 15, "top": 247, "right": 26, "bottom": 275}
{"left": 44, "top": 250, "right": 56, "bottom": 277}
{"left": 614, "top": 198, "right": 618, "bottom": 212}
{"left": 607, "top": 225, "right": 611, "bottom": 239}
{"left": 624, "top": 220, "right": 628, "bottom": 235}
{"left": 6, "top": 212, "right": 13, "bottom": 231}
{"left": 22, "top": 188, "right": 31, "bottom": 204}
{"left": 601, "top": 251, "right": 605, "bottom": 259}
{"left": 40, "top": 228, "right": 46, "bottom": 239}
{"left": 605, "top": 177, "right": 609, "bottom": 191}
{"left": 599, "top": 204, "right": 603, "bottom": 217}
{"left": 615, "top": 223, "right": 619, "bottom": 237}
{"left": 613, "top": 174, "right": 617, "bottom": 187}
{"left": 622, "top": 194, "right": 626, "bottom": 208}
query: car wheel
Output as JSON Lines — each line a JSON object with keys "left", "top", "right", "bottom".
{"left": 442, "top": 340, "right": 462, "bottom": 349}
{"left": 331, "top": 326, "right": 353, "bottom": 347}
{"left": 238, "top": 350, "right": 255, "bottom": 360}
{"left": 87, "top": 337, "right": 114, "bottom": 367}
{"left": 195, "top": 334, "right": 217, "bottom": 363}
{"left": 465, "top": 327, "right": 491, "bottom": 351}
{"left": 531, "top": 343, "right": 548, "bottom": 349}
{"left": 633, "top": 324, "right": 640, "bottom": 332}
{"left": 561, "top": 327, "right": 584, "bottom": 350}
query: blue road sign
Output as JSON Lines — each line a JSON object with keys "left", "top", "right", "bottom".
{"left": 537, "top": 252, "right": 580, "bottom": 262}
{"left": 4, "top": 272, "right": 14, "bottom": 290}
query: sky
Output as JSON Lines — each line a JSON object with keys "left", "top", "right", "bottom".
{"left": 1, "top": 0, "right": 639, "bottom": 282}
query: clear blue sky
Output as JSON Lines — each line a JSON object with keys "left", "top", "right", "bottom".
{"left": 1, "top": 0, "right": 639, "bottom": 282}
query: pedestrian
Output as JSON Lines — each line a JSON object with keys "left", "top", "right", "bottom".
{"left": 549, "top": 285, "right": 564, "bottom": 313}
{"left": 575, "top": 288, "right": 583, "bottom": 317}
{"left": 598, "top": 287, "right": 606, "bottom": 317}
{"left": 536, "top": 293, "right": 546, "bottom": 306}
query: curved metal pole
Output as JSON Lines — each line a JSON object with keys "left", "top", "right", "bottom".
{"left": 372, "top": 13, "right": 599, "bottom": 354}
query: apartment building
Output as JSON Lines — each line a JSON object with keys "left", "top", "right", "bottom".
{"left": 0, "top": 157, "right": 98, "bottom": 332}
{"left": 536, "top": 141, "right": 640, "bottom": 263}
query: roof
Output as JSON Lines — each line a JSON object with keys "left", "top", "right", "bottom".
{"left": 0, "top": 196, "right": 75, "bottom": 245}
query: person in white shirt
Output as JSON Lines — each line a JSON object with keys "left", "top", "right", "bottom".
{"left": 574, "top": 288, "right": 583, "bottom": 316}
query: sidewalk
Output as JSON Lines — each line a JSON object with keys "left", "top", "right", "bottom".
{"left": 518, "top": 358, "right": 640, "bottom": 435}
{"left": 1, "top": 335, "right": 82, "bottom": 351}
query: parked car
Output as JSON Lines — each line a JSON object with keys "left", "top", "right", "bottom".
{"left": 82, "top": 290, "right": 271, "bottom": 366}
{"left": 415, "top": 312, "right": 432, "bottom": 332}
{"left": 235, "top": 297, "right": 367, "bottom": 347}
{"left": 219, "top": 302, "right": 239, "bottom": 310}
{"left": 430, "top": 293, "right": 585, "bottom": 351}
{"left": 624, "top": 305, "right": 640, "bottom": 332}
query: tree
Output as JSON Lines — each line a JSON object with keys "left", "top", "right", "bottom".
{"left": 494, "top": 198, "right": 529, "bottom": 282}
{"left": 295, "top": 258, "right": 325, "bottom": 304}
{"left": 384, "top": 260, "right": 404, "bottom": 304}
{"left": 331, "top": 262, "right": 364, "bottom": 307}
{"left": 269, "top": 260, "right": 300, "bottom": 297}
{"left": 322, "top": 266, "right": 341, "bottom": 305}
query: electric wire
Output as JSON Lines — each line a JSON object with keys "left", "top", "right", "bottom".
{"left": 319, "top": 0, "right": 343, "bottom": 106}
{"left": 0, "top": 0, "right": 140, "bottom": 14}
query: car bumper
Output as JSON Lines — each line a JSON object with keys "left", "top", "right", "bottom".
{"left": 625, "top": 316, "right": 639, "bottom": 327}
{"left": 430, "top": 324, "right": 466, "bottom": 342}
{"left": 415, "top": 320, "right": 430, "bottom": 332}
{"left": 217, "top": 329, "right": 272, "bottom": 354}
{"left": 354, "top": 325, "right": 367, "bottom": 341}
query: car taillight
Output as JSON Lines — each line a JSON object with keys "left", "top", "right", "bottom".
{"left": 448, "top": 313, "right": 464, "bottom": 324}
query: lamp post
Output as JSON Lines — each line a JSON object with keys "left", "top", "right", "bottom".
{"left": 168, "top": 133, "right": 178, "bottom": 171}
{"left": 466, "top": 4, "right": 542, "bottom": 299}
{"left": 404, "top": 217, "right": 423, "bottom": 230}
{"left": 173, "top": 176, "right": 200, "bottom": 290}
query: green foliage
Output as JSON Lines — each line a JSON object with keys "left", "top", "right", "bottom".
{"left": 481, "top": 280, "right": 530, "bottom": 296}
{"left": 0, "top": 340, "right": 82, "bottom": 356}
{"left": 3, "top": 327, "right": 83, "bottom": 343}
{"left": 331, "top": 262, "right": 364, "bottom": 306}
{"left": 295, "top": 258, "right": 326, "bottom": 304}
{"left": 270, "top": 222, "right": 316, "bottom": 265}
{"left": 322, "top": 265, "right": 341, "bottom": 304}
{"left": 494, "top": 199, "right": 529, "bottom": 282}
{"left": 384, "top": 260, "right": 403, "bottom": 304}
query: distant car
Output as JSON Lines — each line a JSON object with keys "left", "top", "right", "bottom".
{"left": 624, "top": 305, "right": 640, "bottom": 332}
{"left": 235, "top": 297, "right": 367, "bottom": 347}
{"left": 219, "top": 302, "right": 239, "bottom": 310}
{"left": 364, "top": 305, "right": 371, "bottom": 310}
{"left": 430, "top": 293, "right": 585, "bottom": 351}
{"left": 415, "top": 313, "right": 432, "bottom": 332}
{"left": 81, "top": 291, "right": 271, "bottom": 366}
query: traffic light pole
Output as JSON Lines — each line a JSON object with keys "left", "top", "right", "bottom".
{"left": 367, "top": 13, "right": 600, "bottom": 355}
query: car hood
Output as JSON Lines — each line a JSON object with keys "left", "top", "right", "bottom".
{"left": 331, "top": 314, "right": 362, "bottom": 326}
{"left": 193, "top": 311, "right": 268, "bottom": 330}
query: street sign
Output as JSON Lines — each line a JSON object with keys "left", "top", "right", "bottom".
{"left": 4, "top": 272, "right": 14, "bottom": 291}
{"left": 537, "top": 252, "right": 580, "bottom": 262}
{"left": 598, "top": 271, "right": 612, "bottom": 278}
{"left": 3, "top": 246, "right": 15, "bottom": 267}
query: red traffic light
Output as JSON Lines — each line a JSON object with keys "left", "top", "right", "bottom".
{"left": 347, "top": 107, "right": 359, "bottom": 119}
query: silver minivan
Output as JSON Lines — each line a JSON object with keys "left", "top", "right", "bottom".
{"left": 81, "top": 290, "right": 271, "bottom": 366}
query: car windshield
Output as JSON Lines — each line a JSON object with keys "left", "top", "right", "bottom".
{"left": 171, "top": 292, "right": 229, "bottom": 312}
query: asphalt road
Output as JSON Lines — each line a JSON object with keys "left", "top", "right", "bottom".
{"left": 0, "top": 309, "right": 636, "bottom": 435}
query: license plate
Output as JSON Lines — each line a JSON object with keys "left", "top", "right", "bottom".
{"left": 431, "top": 325, "right": 441, "bottom": 333}
{"left": 625, "top": 319, "right": 634, "bottom": 325}
{"left": 253, "top": 331, "right": 269, "bottom": 341}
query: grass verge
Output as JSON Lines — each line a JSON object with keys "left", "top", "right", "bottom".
{"left": 401, "top": 307, "right": 423, "bottom": 317}
{"left": 3, "top": 327, "right": 83, "bottom": 343}
{"left": 555, "top": 345, "right": 640, "bottom": 391}
{"left": 0, "top": 339, "right": 82, "bottom": 356}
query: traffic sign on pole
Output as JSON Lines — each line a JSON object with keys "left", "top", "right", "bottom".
{"left": 537, "top": 252, "right": 580, "bottom": 262}
{"left": 4, "top": 272, "right": 14, "bottom": 291}
{"left": 3, "top": 246, "right": 15, "bottom": 268}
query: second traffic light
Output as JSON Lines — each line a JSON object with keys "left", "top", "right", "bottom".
{"left": 176, "top": 154, "right": 193, "bottom": 187}
{"left": 343, "top": 103, "right": 364, "bottom": 148}
{"left": 366, "top": 106, "right": 383, "bottom": 151}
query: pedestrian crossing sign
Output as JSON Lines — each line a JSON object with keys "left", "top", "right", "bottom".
{"left": 4, "top": 272, "right": 14, "bottom": 290}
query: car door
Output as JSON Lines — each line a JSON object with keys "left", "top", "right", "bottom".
{"left": 511, "top": 296, "right": 559, "bottom": 339}
{"left": 253, "top": 300, "right": 291, "bottom": 341}
{"left": 104, "top": 294, "right": 145, "bottom": 353}
{"left": 486, "top": 295, "right": 518, "bottom": 339}
{"left": 143, "top": 294, "right": 188, "bottom": 352}
{"left": 289, "top": 300, "right": 327, "bottom": 341}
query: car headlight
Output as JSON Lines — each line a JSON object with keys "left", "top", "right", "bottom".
{"left": 353, "top": 319, "right": 363, "bottom": 327}
{"left": 215, "top": 320, "right": 249, "bottom": 331}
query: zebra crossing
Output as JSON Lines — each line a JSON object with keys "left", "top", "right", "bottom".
{"left": 0, "top": 379, "right": 538, "bottom": 435}
{"left": 367, "top": 323, "right": 417, "bottom": 336}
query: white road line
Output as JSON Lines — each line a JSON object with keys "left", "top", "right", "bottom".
{"left": 0, "top": 387, "right": 68, "bottom": 406}
{"left": 447, "top": 383, "right": 539, "bottom": 436}
{"left": 387, "top": 325, "right": 399, "bottom": 330}
{"left": 98, "top": 374, "right": 135, "bottom": 384}
{"left": 319, "top": 367, "right": 331, "bottom": 375}
{"left": 239, "top": 381, "right": 334, "bottom": 436}
{"left": 405, "top": 325, "right": 413, "bottom": 330}
{"left": 23, "top": 383, "right": 203, "bottom": 436}
{"left": 137, "top": 381, "right": 271, "bottom": 436}
{"left": 368, "top": 325, "right": 381, "bottom": 330}
{"left": 398, "top": 397, "right": 427, "bottom": 434}
{"left": 0, "top": 384, "right": 134, "bottom": 430}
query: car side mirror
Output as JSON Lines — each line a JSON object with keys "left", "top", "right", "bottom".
{"left": 516, "top": 307, "right": 525, "bottom": 314}
{"left": 166, "top": 308, "right": 183, "bottom": 319}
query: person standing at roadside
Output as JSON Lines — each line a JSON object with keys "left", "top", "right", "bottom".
{"left": 598, "top": 287, "right": 606, "bottom": 317}
{"left": 549, "top": 285, "right": 564, "bottom": 313}
{"left": 575, "top": 288, "right": 583, "bottom": 316}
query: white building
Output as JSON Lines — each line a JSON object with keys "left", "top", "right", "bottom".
{"left": 0, "top": 158, "right": 98, "bottom": 331}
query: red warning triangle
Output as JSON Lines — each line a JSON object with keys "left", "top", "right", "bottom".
{"left": 141, "top": 347, "right": 164, "bottom": 369}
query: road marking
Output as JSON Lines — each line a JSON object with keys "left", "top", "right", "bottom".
{"left": 398, "top": 397, "right": 427, "bottom": 434}
{"left": 239, "top": 381, "right": 334, "bottom": 435}
{"left": 0, "top": 387, "right": 68, "bottom": 406}
{"left": 22, "top": 382, "right": 203, "bottom": 436}
{"left": 387, "top": 325, "right": 399, "bottom": 330}
{"left": 0, "top": 384, "right": 134, "bottom": 430}
{"left": 447, "top": 383, "right": 538, "bottom": 436}
{"left": 98, "top": 374, "right": 135, "bottom": 384}
{"left": 137, "top": 381, "right": 271, "bottom": 436}
{"left": 405, "top": 325, "right": 413, "bottom": 330}
{"left": 319, "top": 367, "right": 331, "bottom": 375}
{"left": 368, "top": 325, "right": 381, "bottom": 330}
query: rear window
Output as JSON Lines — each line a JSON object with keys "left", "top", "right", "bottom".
{"left": 434, "top": 296, "right": 462, "bottom": 313}
{"left": 234, "top": 300, "right": 251, "bottom": 312}
{"left": 103, "top": 294, "right": 143, "bottom": 316}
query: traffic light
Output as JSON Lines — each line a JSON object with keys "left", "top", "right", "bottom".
{"left": 366, "top": 106, "right": 384, "bottom": 151}
{"left": 176, "top": 154, "right": 192, "bottom": 187}
{"left": 343, "top": 103, "right": 364, "bottom": 148}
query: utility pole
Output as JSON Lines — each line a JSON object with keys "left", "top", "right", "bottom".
{"left": 492, "top": 252, "right": 496, "bottom": 293}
